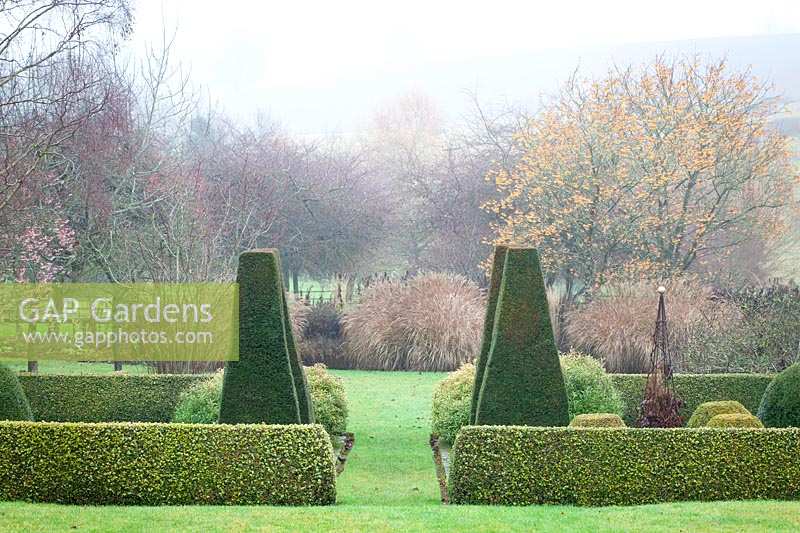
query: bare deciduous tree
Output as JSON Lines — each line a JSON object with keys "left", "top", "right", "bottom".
{"left": 0, "top": 0, "right": 131, "bottom": 281}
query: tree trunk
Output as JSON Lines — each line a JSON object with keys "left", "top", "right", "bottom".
{"left": 292, "top": 269, "right": 300, "bottom": 296}
{"left": 26, "top": 322, "right": 37, "bottom": 374}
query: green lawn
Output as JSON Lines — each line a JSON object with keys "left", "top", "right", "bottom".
{"left": 1, "top": 370, "right": 799, "bottom": 532}
{"left": 0, "top": 358, "right": 148, "bottom": 375}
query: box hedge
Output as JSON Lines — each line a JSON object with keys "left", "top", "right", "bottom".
{"left": 436, "top": 363, "right": 770, "bottom": 441}
{"left": 0, "top": 421, "right": 335, "bottom": 505}
{"left": 305, "top": 364, "right": 348, "bottom": 436}
{"left": 687, "top": 400, "right": 750, "bottom": 428}
{"left": 449, "top": 426, "right": 800, "bottom": 506}
{"left": 612, "top": 373, "right": 772, "bottom": 425}
{"left": 707, "top": 413, "right": 764, "bottom": 428}
{"left": 474, "top": 247, "right": 569, "bottom": 427}
{"left": 432, "top": 363, "right": 475, "bottom": 445}
{"left": 560, "top": 352, "right": 623, "bottom": 420}
{"left": 219, "top": 249, "right": 302, "bottom": 424}
{"left": 19, "top": 374, "right": 204, "bottom": 422}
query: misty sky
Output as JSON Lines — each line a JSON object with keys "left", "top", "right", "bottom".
{"left": 131, "top": 0, "right": 800, "bottom": 134}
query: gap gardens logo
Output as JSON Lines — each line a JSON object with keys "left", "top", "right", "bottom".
{"left": 0, "top": 283, "right": 239, "bottom": 361}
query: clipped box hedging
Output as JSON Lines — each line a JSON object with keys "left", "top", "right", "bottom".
{"left": 612, "top": 373, "right": 773, "bottom": 425}
{"left": 707, "top": 413, "right": 764, "bottom": 428}
{"left": 687, "top": 400, "right": 750, "bottom": 428}
{"left": 449, "top": 426, "right": 800, "bottom": 506}
{"left": 18, "top": 374, "right": 205, "bottom": 422}
{"left": 0, "top": 421, "right": 335, "bottom": 505}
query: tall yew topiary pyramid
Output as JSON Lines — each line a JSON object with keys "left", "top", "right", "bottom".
{"left": 0, "top": 364, "right": 33, "bottom": 421}
{"left": 469, "top": 245, "right": 507, "bottom": 424}
{"left": 474, "top": 247, "right": 569, "bottom": 427}
{"left": 219, "top": 249, "right": 301, "bottom": 424}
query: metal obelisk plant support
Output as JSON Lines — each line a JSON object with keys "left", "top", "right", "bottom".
{"left": 637, "top": 286, "right": 685, "bottom": 428}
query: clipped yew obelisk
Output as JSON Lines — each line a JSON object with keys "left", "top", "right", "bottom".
{"left": 276, "top": 254, "right": 315, "bottom": 424}
{"left": 469, "top": 245, "right": 508, "bottom": 425}
{"left": 219, "top": 249, "right": 301, "bottom": 424}
{"left": 474, "top": 247, "right": 569, "bottom": 426}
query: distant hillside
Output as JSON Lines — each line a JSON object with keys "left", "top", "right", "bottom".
{"left": 775, "top": 116, "right": 800, "bottom": 137}
{"left": 266, "top": 33, "right": 800, "bottom": 133}
{"left": 419, "top": 32, "right": 800, "bottom": 120}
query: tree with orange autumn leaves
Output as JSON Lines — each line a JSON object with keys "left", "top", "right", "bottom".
{"left": 485, "top": 56, "right": 798, "bottom": 297}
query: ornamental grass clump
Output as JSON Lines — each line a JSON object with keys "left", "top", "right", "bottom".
{"left": 567, "top": 279, "right": 740, "bottom": 373}
{"left": 286, "top": 294, "right": 311, "bottom": 339}
{"left": 299, "top": 303, "right": 348, "bottom": 368}
{"left": 303, "top": 302, "right": 342, "bottom": 340}
{"left": 342, "top": 272, "right": 484, "bottom": 371}
{"left": 687, "top": 401, "right": 750, "bottom": 428}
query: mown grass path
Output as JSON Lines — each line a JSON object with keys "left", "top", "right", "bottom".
{"left": 1, "top": 370, "right": 799, "bottom": 532}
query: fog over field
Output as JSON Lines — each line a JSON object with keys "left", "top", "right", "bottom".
{"left": 131, "top": 1, "right": 800, "bottom": 134}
